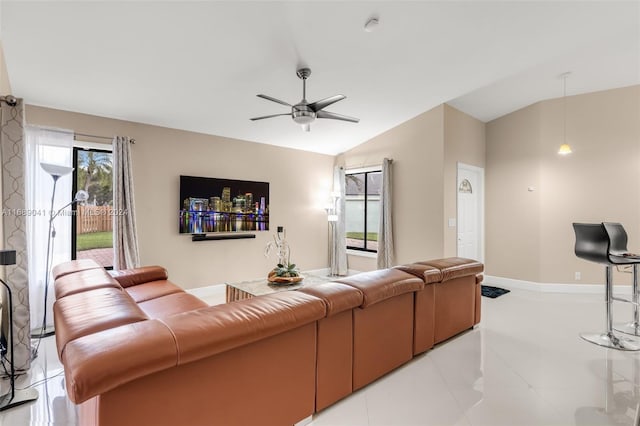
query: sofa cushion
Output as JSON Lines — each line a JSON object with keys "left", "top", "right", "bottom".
{"left": 54, "top": 287, "right": 148, "bottom": 359}
{"left": 52, "top": 259, "right": 102, "bottom": 280}
{"left": 125, "top": 280, "right": 184, "bottom": 303}
{"left": 138, "top": 292, "right": 208, "bottom": 319}
{"left": 420, "top": 257, "right": 484, "bottom": 282}
{"left": 55, "top": 268, "right": 121, "bottom": 299}
{"left": 393, "top": 263, "right": 443, "bottom": 284}
{"left": 334, "top": 269, "right": 423, "bottom": 308}
{"left": 160, "top": 291, "right": 326, "bottom": 365}
{"left": 109, "top": 265, "right": 169, "bottom": 288}
{"left": 298, "top": 282, "right": 363, "bottom": 316}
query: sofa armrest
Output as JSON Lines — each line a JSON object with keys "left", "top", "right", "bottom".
{"left": 62, "top": 320, "right": 177, "bottom": 404}
{"left": 109, "top": 266, "right": 168, "bottom": 288}
{"left": 393, "top": 263, "right": 443, "bottom": 284}
{"left": 420, "top": 258, "right": 484, "bottom": 282}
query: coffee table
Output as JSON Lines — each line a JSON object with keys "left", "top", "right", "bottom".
{"left": 225, "top": 273, "right": 333, "bottom": 303}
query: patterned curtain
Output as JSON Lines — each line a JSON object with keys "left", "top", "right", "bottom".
{"left": 0, "top": 99, "right": 31, "bottom": 372}
{"left": 377, "top": 158, "right": 394, "bottom": 269}
{"left": 113, "top": 136, "right": 139, "bottom": 269}
{"left": 330, "top": 166, "right": 347, "bottom": 276}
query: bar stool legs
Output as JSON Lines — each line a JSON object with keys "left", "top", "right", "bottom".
{"left": 580, "top": 266, "right": 640, "bottom": 351}
{"left": 615, "top": 265, "right": 640, "bottom": 337}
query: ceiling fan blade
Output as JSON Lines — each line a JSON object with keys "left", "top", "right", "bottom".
{"left": 257, "top": 94, "right": 291, "bottom": 107}
{"left": 250, "top": 113, "right": 291, "bottom": 121}
{"left": 316, "top": 110, "right": 360, "bottom": 123}
{"left": 308, "top": 95, "right": 346, "bottom": 112}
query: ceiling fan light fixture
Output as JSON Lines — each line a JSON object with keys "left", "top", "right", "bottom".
{"left": 251, "top": 67, "right": 359, "bottom": 130}
{"left": 292, "top": 104, "right": 316, "bottom": 125}
{"left": 294, "top": 115, "right": 314, "bottom": 125}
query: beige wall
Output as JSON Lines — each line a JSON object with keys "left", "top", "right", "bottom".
{"left": 338, "top": 104, "right": 485, "bottom": 272}
{"left": 22, "top": 85, "right": 639, "bottom": 287}
{"left": 443, "top": 104, "right": 485, "bottom": 258}
{"left": 337, "top": 105, "right": 445, "bottom": 271}
{"left": 486, "top": 104, "right": 542, "bottom": 282}
{"left": 486, "top": 85, "right": 640, "bottom": 285}
{"left": 26, "top": 106, "right": 334, "bottom": 288}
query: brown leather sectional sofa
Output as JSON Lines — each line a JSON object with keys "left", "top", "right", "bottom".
{"left": 52, "top": 257, "right": 483, "bottom": 426}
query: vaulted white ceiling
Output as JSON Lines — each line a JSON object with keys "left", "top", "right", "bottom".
{"left": 2, "top": 1, "right": 638, "bottom": 155}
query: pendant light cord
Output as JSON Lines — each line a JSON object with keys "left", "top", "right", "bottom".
{"left": 563, "top": 74, "right": 567, "bottom": 146}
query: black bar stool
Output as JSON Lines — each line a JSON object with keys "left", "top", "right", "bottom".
{"left": 572, "top": 223, "right": 640, "bottom": 351}
{"left": 603, "top": 222, "right": 640, "bottom": 337}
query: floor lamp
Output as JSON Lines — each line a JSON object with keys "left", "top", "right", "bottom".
{"left": 30, "top": 163, "right": 87, "bottom": 338}
{"left": 326, "top": 191, "right": 340, "bottom": 276}
{"left": 0, "top": 249, "right": 39, "bottom": 410}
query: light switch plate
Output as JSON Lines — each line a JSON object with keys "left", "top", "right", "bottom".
{"left": 448, "top": 218, "right": 456, "bottom": 228}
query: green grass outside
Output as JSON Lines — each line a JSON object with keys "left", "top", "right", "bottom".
{"left": 346, "top": 232, "right": 378, "bottom": 242}
{"left": 77, "top": 231, "right": 113, "bottom": 251}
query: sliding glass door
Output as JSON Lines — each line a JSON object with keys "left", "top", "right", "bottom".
{"left": 71, "top": 147, "right": 114, "bottom": 268}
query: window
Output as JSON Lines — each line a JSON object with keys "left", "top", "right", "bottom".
{"left": 345, "top": 169, "right": 382, "bottom": 252}
{"left": 71, "top": 147, "right": 114, "bottom": 268}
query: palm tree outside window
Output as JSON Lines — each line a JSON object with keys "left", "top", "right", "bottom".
{"left": 71, "top": 147, "right": 114, "bottom": 268}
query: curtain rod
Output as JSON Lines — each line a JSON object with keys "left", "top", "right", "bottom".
{"left": 38, "top": 127, "right": 135, "bottom": 144}
{"left": 75, "top": 132, "right": 136, "bottom": 144}
{"left": 344, "top": 158, "right": 393, "bottom": 170}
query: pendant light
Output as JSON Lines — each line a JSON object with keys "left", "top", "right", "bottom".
{"left": 558, "top": 72, "right": 572, "bottom": 155}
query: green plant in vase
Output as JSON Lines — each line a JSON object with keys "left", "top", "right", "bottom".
{"left": 264, "top": 227, "right": 303, "bottom": 284}
{"left": 272, "top": 262, "right": 300, "bottom": 278}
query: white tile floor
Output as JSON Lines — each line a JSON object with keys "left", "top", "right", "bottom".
{"left": 2, "top": 286, "right": 640, "bottom": 425}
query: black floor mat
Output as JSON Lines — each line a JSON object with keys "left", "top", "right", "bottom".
{"left": 481, "top": 285, "right": 510, "bottom": 298}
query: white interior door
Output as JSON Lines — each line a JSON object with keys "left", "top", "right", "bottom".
{"left": 457, "top": 164, "right": 484, "bottom": 262}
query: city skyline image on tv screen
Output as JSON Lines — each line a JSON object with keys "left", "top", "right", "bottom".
{"left": 179, "top": 175, "right": 269, "bottom": 234}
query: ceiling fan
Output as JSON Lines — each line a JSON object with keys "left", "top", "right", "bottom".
{"left": 250, "top": 68, "right": 359, "bottom": 132}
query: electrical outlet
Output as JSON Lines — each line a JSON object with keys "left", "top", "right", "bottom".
{"left": 575, "top": 272, "right": 581, "bottom": 281}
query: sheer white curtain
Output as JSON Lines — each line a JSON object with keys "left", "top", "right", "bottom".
{"left": 377, "top": 158, "right": 394, "bottom": 268}
{"left": 330, "top": 165, "right": 348, "bottom": 276}
{"left": 113, "top": 136, "right": 139, "bottom": 269}
{"left": 25, "top": 125, "right": 74, "bottom": 332}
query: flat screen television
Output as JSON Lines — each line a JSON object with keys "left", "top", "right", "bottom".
{"left": 179, "top": 175, "right": 269, "bottom": 234}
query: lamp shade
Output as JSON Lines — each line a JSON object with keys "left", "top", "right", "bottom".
{"left": 558, "top": 144, "right": 572, "bottom": 155}
{"left": 40, "top": 163, "right": 73, "bottom": 178}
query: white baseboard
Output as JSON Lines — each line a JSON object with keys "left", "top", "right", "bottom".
{"left": 485, "top": 275, "right": 632, "bottom": 295}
